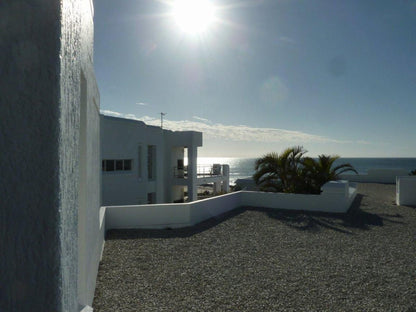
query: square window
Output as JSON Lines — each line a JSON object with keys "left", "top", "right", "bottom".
{"left": 124, "top": 159, "right": 132, "bottom": 171}
{"left": 116, "top": 160, "right": 123, "bottom": 170}
{"left": 106, "top": 160, "right": 115, "bottom": 171}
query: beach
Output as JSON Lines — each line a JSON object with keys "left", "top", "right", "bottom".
{"left": 93, "top": 183, "right": 416, "bottom": 311}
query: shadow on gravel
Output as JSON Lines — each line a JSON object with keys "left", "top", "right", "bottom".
{"left": 254, "top": 194, "right": 391, "bottom": 234}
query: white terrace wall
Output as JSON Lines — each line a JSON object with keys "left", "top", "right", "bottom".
{"left": 340, "top": 169, "right": 409, "bottom": 184}
{"left": 242, "top": 188, "right": 356, "bottom": 214}
{"left": 105, "top": 203, "right": 190, "bottom": 229}
{"left": 105, "top": 181, "right": 357, "bottom": 230}
{"left": 189, "top": 191, "right": 242, "bottom": 225}
{"left": 396, "top": 176, "right": 416, "bottom": 206}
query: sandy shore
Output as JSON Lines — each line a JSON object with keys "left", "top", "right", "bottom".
{"left": 93, "top": 183, "right": 416, "bottom": 311}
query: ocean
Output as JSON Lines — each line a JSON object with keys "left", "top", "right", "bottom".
{"left": 197, "top": 157, "right": 416, "bottom": 185}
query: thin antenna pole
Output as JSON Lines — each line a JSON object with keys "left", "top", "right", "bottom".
{"left": 160, "top": 112, "right": 166, "bottom": 129}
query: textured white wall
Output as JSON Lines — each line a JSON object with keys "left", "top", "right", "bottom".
{"left": 77, "top": 0, "right": 102, "bottom": 308}
{"left": 2, "top": 0, "right": 63, "bottom": 310}
{"left": 0, "top": 0, "right": 101, "bottom": 310}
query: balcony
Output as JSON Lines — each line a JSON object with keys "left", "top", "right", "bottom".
{"left": 173, "top": 163, "right": 224, "bottom": 179}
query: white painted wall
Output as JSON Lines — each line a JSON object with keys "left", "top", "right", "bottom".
{"left": 101, "top": 117, "right": 163, "bottom": 205}
{"left": 242, "top": 187, "right": 356, "bottom": 214}
{"left": 1, "top": 0, "right": 102, "bottom": 311}
{"left": 189, "top": 192, "right": 242, "bottom": 224}
{"left": 77, "top": 0, "right": 103, "bottom": 309}
{"left": 396, "top": 176, "right": 416, "bottom": 206}
{"left": 340, "top": 169, "right": 409, "bottom": 184}
{"left": 105, "top": 203, "right": 190, "bottom": 229}
{"left": 105, "top": 181, "right": 357, "bottom": 230}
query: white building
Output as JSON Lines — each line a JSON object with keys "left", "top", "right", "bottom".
{"left": 101, "top": 114, "right": 230, "bottom": 205}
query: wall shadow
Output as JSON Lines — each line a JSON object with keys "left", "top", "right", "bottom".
{"left": 254, "top": 194, "right": 401, "bottom": 234}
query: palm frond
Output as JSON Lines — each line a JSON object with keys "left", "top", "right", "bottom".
{"left": 332, "top": 163, "right": 358, "bottom": 176}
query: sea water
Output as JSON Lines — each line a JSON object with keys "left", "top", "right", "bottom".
{"left": 197, "top": 157, "right": 416, "bottom": 185}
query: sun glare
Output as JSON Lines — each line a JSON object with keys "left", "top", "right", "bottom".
{"left": 172, "top": 0, "right": 216, "bottom": 35}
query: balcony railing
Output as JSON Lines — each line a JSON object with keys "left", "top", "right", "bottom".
{"left": 173, "top": 164, "right": 223, "bottom": 178}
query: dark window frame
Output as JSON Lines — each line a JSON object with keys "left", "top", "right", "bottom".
{"left": 102, "top": 159, "right": 133, "bottom": 172}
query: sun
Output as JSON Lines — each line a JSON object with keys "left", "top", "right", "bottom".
{"left": 172, "top": 0, "right": 216, "bottom": 35}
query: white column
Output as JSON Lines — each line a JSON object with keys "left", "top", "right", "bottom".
{"left": 221, "top": 164, "right": 230, "bottom": 193}
{"left": 213, "top": 182, "right": 221, "bottom": 194}
{"left": 187, "top": 146, "right": 198, "bottom": 202}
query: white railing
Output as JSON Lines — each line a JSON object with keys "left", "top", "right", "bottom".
{"left": 173, "top": 164, "right": 224, "bottom": 178}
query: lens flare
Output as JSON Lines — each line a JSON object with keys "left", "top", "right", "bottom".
{"left": 172, "top": 0, "right": 216, "bottom": 34}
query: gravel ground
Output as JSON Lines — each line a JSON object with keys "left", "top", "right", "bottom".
{"left": 93, "top": 183, "right": 416, "bottom": 311}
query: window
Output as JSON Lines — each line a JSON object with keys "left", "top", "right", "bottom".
{"left": 105, "top": 160, "right": 115, "bottom": 171}
{"left": 102, "top": 159, "right": 133, "bottom": 172}
{"left": 147, "top": 192, "right": 156, "bottom": 204}
{"left": 116, "top": 160, "right": 123, "bottom": 171}
{"left": 138, "top": 145, "right": 142, "bottom": 178}
{"left": 124, "top": 159, "right": 132, "bottom": 170}
{"left": 147, "top": 145, "right": 156, "bottom": 180}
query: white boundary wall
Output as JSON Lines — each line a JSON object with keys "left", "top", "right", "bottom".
{"left": 105, "top": 181, "right": 357, "bottom": 230}
{"left": 340, "top": 169, "right": 409, "bottom": 184}
{"left": 396, "top": 176, "right": 416, "bottom": 206}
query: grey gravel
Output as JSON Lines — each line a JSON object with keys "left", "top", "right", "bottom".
{"left": 93, "top": 183, "right": 416, "bottom": 311}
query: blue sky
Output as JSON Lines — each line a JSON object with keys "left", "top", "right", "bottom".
{"left": 94, "top": 0, "right": 416, "bottom": 157}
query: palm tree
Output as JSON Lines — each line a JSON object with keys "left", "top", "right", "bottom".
{"left": 302, "top": 155, "right": 358, "bottom": 193}
{"left": 253, "top": 152, "right": 282, "bottom": 192}
{"left": 253, "top": 147, "right": 358, "bottom": 194}
{"left": 253, "top": 146, "right": 307, "bottom": 193}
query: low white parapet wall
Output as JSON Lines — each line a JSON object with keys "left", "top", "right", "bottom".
{"left": 189, "top": 191, "right": 242, "bottom": 225}
{"left": 242, "top": 181, "right": 356, "bottom": 214}
{"left": 105, "top": 181, "right": 357, "bottom": 230}
{"left": 340, "top": 169, "right": 409, "bottom": 184}
{"left": 105, "top": 203, "right": 191, "bottom": 229}
{"left": 396, "top": 176, "right": 416, "bottom": 206}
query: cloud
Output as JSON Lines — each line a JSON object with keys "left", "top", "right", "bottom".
{"left": 100, "top": 110, "right": 123, "bottom": 117}
{"left": 136, "top": 102, "right": 148, "bottom": 106}
{"left": 100, "top": 110, "right": 355, "bottom": 145}
{"left": 356, "top": 140, "right": 375, "bottom": 145}
{"left": 192, "top": 116, "right": 211, "bottom": 123}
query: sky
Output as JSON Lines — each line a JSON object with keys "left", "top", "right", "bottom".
{"left": 94, "top": 0, "right": 416, "bottom": 157}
